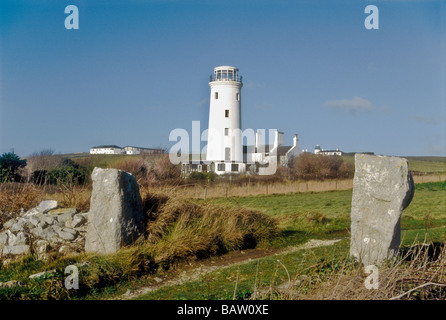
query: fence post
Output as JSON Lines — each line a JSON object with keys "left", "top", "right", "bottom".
{"left": 204, "top": 187, "right": 207, "bottom": 200}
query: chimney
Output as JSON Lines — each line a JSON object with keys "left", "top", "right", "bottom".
{"left": 293, "top": 134, "right": 299, "bottom": 147}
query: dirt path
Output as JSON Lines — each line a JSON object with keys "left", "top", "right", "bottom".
{"left": 118, "top": 238, "right": 342, "bottom": 300}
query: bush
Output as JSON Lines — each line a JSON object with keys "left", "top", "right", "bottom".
{"left": 0, "top": 153, "right": 27, "bottom": 183}
{"left": 46, "top": 159, "right": 89, "bottom": 186}
{"left": 187, "top": 171, "right": 217, "bottom": 181}
{"left": 292, "top": 153, "right": 354, "bottom": 180}
{"left": 112, "top": 158, "right": 150, "bottom": 184}
{"left": 153, "top": 154, "right": 181, "bottom": 181}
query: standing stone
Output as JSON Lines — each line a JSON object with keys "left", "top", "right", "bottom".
{"left": 85, "top": 168, "right": 145, "bottom": 254}
{"left": 350, "top": 154, "right": 414, "bottom": 266}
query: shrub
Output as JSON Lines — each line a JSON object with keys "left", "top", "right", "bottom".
{"left": 112, "top": 158, "right": 150, "bottom": 184}
{"left": 46, "top": 159, "right": 89, "bottom": 186}
{"left": 292, "top": 153, "right": 354, "bottom": 180}
{"left": 0, "top": 153, "right": 27, "bottom": 183}
{"left": 153, "top": 154, "right": 181, "bottom": 181}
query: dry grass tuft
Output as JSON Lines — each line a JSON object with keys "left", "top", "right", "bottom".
{"left": 256, "top": 240, "right": 446, "bottom": 300}
{"left": 144, "top": 195, "right": 280, "bottom": 266}
{"left": 0, "top": 183, "right": 41, "bottom": 218}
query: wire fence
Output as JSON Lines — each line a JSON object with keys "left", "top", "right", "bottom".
{"left": 175, "top": 172, "right": 446, "bottom": 200}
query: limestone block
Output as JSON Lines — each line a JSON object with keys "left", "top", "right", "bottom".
{"left": 350, "top": 154, "right": 414, "bottom": 266}
{"left": 85, "top": 168, "right": 145, "bottom": 254}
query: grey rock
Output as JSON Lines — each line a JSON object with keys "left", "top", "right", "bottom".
{"left": 8, "top": 231, "right": 28, "bottom": 246}
{"left": 350, "top": 154, "right": 414, "bottom": 266}
{"left": 3, "top": 218, "right": 17, "bottom": 229}
{"left": 56, "top": 228, "right": 78, "bottom": 241}
{"left": 58, "top": 245, "right": 76, "bottom": 255}
{"left": 3, "top": 245, "right": 30, "bottom": 256}
{"left": 23, "top": 208, "right": 41, "bottom": 217}
{"left": 41, "top": 215, "right": 56, "bottom": 226}
{"left": 0, "top": 231, "right": 8, "bottom": 245}
{"left": 85, "top": 167, "right": 145, "bottom": 254}
{"left": 56, "top": 210, "right": 77, "bottom": 227}
{"left": 0, "top": 280, "right": 23, "bottom": 289}
{"left": 30, "top": 225, "right": 58, "bottom": 242}
{"left": 29, "top": 269, "right": 56, "bottom": 280}
{"left": 49, "top": 207, "right": 77, "bottom": 216}
{"left": 37, "top": 220, "right": 49, "bottom": 229}
{"left": 36, "top": 200, "right": 58, "bottom": 213}
{"left": 34, "top": 240, "right": 51, "bottom": 260}
{"left": 0, "top": 232, "right": 8, "bottom": 255}
{"left": 28, "top": 215, "right": 42, "bottom": 227}
{"left": 71, "top": 214, "right": 87, "bottom": 228}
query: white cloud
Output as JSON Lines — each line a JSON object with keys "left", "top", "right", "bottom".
{"left": 243, "top": 82, "right": 266, "bottom": 89}
{"left": 413, "top": 114, "right": 446, "bottom": 125}
{"left": 196, "top": 98, "right": 209, "bottom": 108}
{"left": 425, "top": 143, "right": 446, "bottom": 156}
{"left": 325, "top": 96, "right": 375, "bottom": 114}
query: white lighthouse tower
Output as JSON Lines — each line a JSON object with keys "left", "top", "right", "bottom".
{"left": 206, "top": 66, "right": 244, "bottom": 174}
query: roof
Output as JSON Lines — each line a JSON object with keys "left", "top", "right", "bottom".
{"left": 277, "top": 146, "right": 293, "bottom": 156}
{"left": 319, "top": 149, "right": 343, "bottom": 153}
{"left": 91, "top": 145, "right": 122, "bottom": 149}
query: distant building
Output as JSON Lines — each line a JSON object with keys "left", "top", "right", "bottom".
{"left": 90, "top": 145, "right": 123, "bottom": 155}
{"left": 314, "top": 145, "right": 343, "bottom": 156}
{"left": 123, "top": 146, "right": 164, "bottom": 155}
{"left": 90, "top": 145, "right": 164, "bottom": 155}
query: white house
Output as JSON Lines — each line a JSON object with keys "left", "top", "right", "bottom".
{"left": 90, "top": 145, "right": 124, "bottom": 155}
{"left": 314, "top": 145, "right": 343, "bottom": 156}
{"left": 90, "top": 145, "right": 164, "bottom": 155}
{"left": 124, "top": 146, "right": 164, "bottom": 155}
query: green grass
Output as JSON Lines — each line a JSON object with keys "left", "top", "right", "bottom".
{"left": 203, "top": 190, "right": 352, "bottom": 247}
{"left": 1, "top": 181, "right": 444, "bottom": 300}
{"left": 205, "top": 181, "right": 446, "bottom": 246}
{"left": 135, "top": 239, "right": 351, "bottom": 300}
{"left": 405, "top": 156, "right": 446, "bottom": 173}
{"left": 68, "top": 153, "right": 163, "bottom": 170}
{"left": 134, "top": 181, "right": 446, "bottom": 300}
{"left": 341, "top": 155, "right": 446, "bottom": 174}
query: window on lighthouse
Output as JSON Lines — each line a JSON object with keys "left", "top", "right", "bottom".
{"left": 225, "top": 110, "right": 229, "bottom": 118}
{"left": 225, "top": 128, "right": 229, "bottom": 136}
{"left": 236, "top": 93, "right": 240, "bottom": 101}
{"left": 215, "top": 92, "right": 218, "bottom": 99}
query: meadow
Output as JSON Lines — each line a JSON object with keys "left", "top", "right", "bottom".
{"left": 0, "top": 155, "right": 445, "bottom": 300}
{"left": 135, "top": 180, "right": 446, "bottom": 300}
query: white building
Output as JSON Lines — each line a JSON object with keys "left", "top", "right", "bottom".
{"left": 181, "top": 65, "right": 302, "bottom": 176}
{"left": 124, "top": 146, "right": 164, "bottom": 155}
{"left": 90, "top": 145, "right": 163, "bottom": 155}
{"left": 90, "top": 145, "right": 124, "bottom": 155}
{"left": 314, "top": 145, "right": 343, "bottom": 156}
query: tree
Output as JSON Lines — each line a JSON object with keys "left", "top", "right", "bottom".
{"left": 0, "top": 152, "right": 27, "bottom": 182}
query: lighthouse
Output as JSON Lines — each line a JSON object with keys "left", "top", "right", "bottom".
{"left": 206, "top": 66, "right": 244, "bottom": 173}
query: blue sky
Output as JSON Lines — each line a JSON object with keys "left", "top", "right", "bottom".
{"left": 0, "top": 0, "right": 444, "bottom": 157}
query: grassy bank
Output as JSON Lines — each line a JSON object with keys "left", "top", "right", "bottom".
{"left": 0, "top": 180, "right": 444, "bottom": 300}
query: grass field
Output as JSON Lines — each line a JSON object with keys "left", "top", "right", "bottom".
{"left": 341, "top": 154, "right": 446, "bottom": 174}
{"left": 0, "top": 161, "right": 445, "bottom": 300}
{"left": 135, "top": 180, "right": 446, "bottom": 300}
